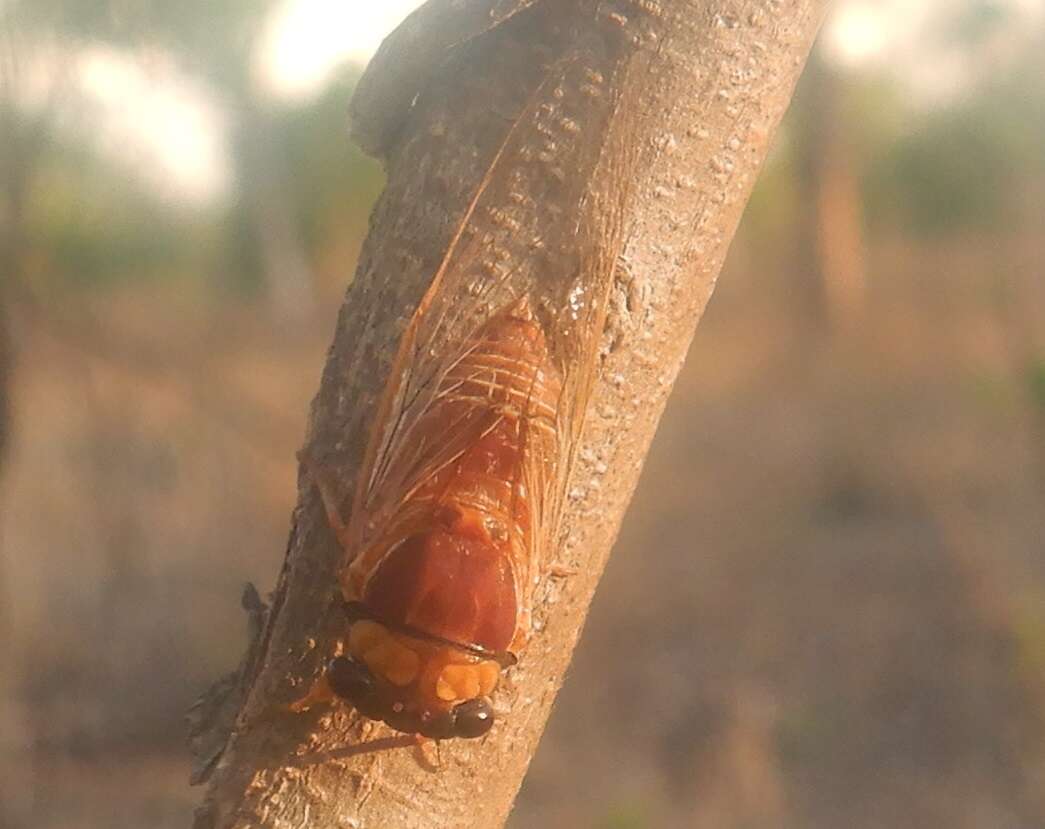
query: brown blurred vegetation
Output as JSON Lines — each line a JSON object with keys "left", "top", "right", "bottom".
{"left": 2, "top": 1, "right": 1044, "bottom": 827}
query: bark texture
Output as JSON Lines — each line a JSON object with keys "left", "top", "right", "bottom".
{"left": 194, "top": 1, "right": 828, "bottom": 826}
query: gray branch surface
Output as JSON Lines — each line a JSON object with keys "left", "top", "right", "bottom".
{"left": 194, "top": 1, "right": 828, "bottom": 826}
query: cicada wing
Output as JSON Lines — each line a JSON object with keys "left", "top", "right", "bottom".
{"left": 345, "top": 26, "right": 640, "bottom": 581}
{"left": 529, "top": 69, "right": 640, "bottom": 577}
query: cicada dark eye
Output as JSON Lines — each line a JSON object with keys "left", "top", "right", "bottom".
{"left": 417, "top": 710, "right": 455, "bottom": 740}
{"left": 451, "top": 697, "right": 494, "bottom": 739}
{"left": 327, "top": 656, "right": 375, "bottom": 704}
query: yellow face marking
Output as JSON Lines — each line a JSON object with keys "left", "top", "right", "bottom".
{"left": 477, "top": 660, "right": 500, "bottom": 696}
{"left": 362, "top": 639, "right": 421, "bottom": 687}
{"left": 436, "top": 663, "right": 482, "bottom": 702}
{"left": 345, "top": 620, "right": 498, "bottom": 698}
{"left": 436, "top": 673, "right": 457, "bottom": 702}
{"left": 382, "top": 647, "right": 421, "bottom": 686}
{"left": 348, "top": 620, "right": 387, "bottom": 657}
{"left": 349, "top": 621, "right": 420, "bottom": 687}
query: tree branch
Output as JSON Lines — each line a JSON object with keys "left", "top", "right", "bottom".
{"left": 194, "top": 1, "right": 828, "bottom": 826}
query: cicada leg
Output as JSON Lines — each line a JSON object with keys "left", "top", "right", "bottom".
{"left": 287, "top": 671, "right": 336, "bottom": 713}
{"left": 287, "top": 677, "right": 443, "bottom": 768}
{"left": 413, "top": 734, "right": 441, "bottom": 771}
{"left": 297, "top": 449, "right": 354, "bottom": 551}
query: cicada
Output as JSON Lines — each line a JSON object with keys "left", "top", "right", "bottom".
{"left": 297, "top": 19, "right": 636, "bottom": 741}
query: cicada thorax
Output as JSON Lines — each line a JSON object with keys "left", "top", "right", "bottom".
{"left": 331, "top": 301, "right": 562, "bottom": 738}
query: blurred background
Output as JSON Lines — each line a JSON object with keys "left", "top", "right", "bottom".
{"left": 1, "top": 0, "right": 1043, "bottom": 826}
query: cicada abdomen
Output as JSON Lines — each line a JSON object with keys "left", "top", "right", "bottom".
{"left": 299, "top": 5, "right": 641, "bottom": 740}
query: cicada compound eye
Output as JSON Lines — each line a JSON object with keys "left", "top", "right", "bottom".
{"left": 417, "top": 710, "right": 455, "bottom": 740}
{"left": 451, "top": 697, "right": 495, "bottom": 739}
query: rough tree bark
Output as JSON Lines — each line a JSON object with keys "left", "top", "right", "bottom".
{"left": 193, "top": 1, "right": 828, "bottom": 827}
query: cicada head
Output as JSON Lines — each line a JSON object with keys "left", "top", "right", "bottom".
{"left": 328, "top": 620, "right": 503, "bottom": 739}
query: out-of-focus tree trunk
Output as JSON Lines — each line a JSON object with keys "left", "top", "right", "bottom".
{"left": 0, "top": 285, "right": 19, "bottom": 829}
{"left": 0, "top": 112, "right": 27, "bottom": 829}
{"left": 1001, "top": 179, "right": 1045, "bottom": 480}
{"left": 794, "top": 47, "right": 866, "bottom": 337}
{"left": 1, "top": 45, "right": 21, "bottom": 470}
{"left": 237, "top": 102, "right": 318, "bottom": 327}
{"left": 193, "top": 2, "right": 828, "bottom": 827}
{"left": 0, "top": 188, "right": 13, "bottom": 466}
{"left": 0, "top": 284, "right": 9, "bottom": 469}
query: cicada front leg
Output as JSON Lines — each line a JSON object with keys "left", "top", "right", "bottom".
{"left": 546, "top": 562, "right": 578, "bottom": 579}
{"left": 287, "top": 670, "right": 337, "bottom": 713}
{"left": 297, "top": 449, "right": 354, "bottom": 552}
{"left": 412, "top": 734, "right": 442, "bottom": 771}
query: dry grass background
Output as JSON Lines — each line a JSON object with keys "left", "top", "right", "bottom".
{"left": 3, "top": 217, "right": 1043, "bottom": 826}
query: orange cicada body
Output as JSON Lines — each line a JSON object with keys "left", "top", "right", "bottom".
{"left": 299, "top": 13, "right": 637, "bottom": 741}
{"left": 322, "top": 303, "right": 561, "bottom": 739}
